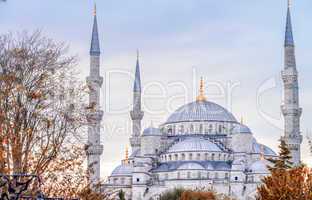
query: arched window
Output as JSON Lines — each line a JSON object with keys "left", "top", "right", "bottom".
{"left": 225, "top": 173, "right": 229, "bottom": 180}
{"left": 190, "top": 124, "right": 194, "bottom": 133}
{"left": 187, "top": 171, "right": 191, "bottom": 179}
{"left": 180, "top": 125, "right": 184, "bottom": 134}
{"left": 212, "top": 153, "right": 215, "bottom": 161}
{"left": 121, "top": 178, "right": 125, "bottom": 184}
{"left": 205, "top": 153, "right": 208, "bottom": 160}
{"left": 168, "top": 126, "right": 172, "bottom": 135}
{"left": 197, "top": 171, "right": 201, "bottom": 179}
{"left": 223, "top": 154, "right": 226, "bottom": 161}
{"left": 218, "top": 124, "right": 222, "bottom": 133}
{"left": 207, "top": 172, "right": 210, "bottom": 179}
{"left": 209, "top": 124, "right": 213, "bottom": 133}
{"left": 189, "top": 153, "right": 193, "bottom": 160}
{"left": 218, "top": 153, "right": 221, "bottom": 161}
{"left": 172, "top": 125, "right": 176, "bottom": 134}
{"left": 196, "top": 153, "right": 201, "bottom": 160}
{"left": 169, "top": 155, "right": 172, "bottom": 161}
{"left": 174, "top": 154, "right": 178, "bottom": 161}
{"left": 182, "top": 153, "right": 186, "bottom": 160}
{"left": 199, "top": 124, "right": 203, "bottom": 134}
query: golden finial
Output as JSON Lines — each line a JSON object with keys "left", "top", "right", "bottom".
{"left": 196, "top": 77, "right": 206, "bottom": 101}
{"left": 125, "top": 146, "right": 129, "bottom": 163}
{"left": 93, "top": 3, "right": 97, "bottom": 16}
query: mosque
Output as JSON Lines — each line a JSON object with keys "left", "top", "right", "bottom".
{"left": 84, "top": 1, "right": 303, "bottom": 199}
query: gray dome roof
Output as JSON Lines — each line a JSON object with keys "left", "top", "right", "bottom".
{"left": 250, "top": 160, "right": 270, "bottom": 173}
{"left": 142, "top": 127, "right": 162, "bottom": 136}
{"left": 111, "top": 164, "right": 133, "bottom": 176}
{"left": 167, "top": 137, "right": 222, "bottom": 153}
{"left": 165, "top": 100, "right": 237, "bottom": 124}
{"left": 252, "top": 142, "right": 277, "bottom": 156}
{"left": 178, "top": 162, "right": 205, "bottom": 170}
{"left": 232, "top": 124, "right": 252, "bottom": 134}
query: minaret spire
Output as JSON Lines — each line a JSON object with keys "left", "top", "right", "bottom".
{"left": 133, "top": 50, "right": 141, "bottom": 92}
{"left": 90, "top": 3, "right": 100, "bottom": 56}
{"left": 130, "top": 50, "right": 144, "bottom": 153}
{"left": 86, "top": 2, "right": 104, "bottom": 188}
{"left": 285, "top": 0, "right": 294, "bottom": 47}
{"left": 281, "top": 0, "right": 302, "bottom": 165}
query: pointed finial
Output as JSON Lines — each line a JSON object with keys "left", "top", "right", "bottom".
{"left": 196, "top": 77, "right": 206, "bottom": 101}
{"left": 125, "top": 146, "right": 129, "bottom": 163}
{"left": 137, "top": 49, "right": 140, "bottom": 60}
{"left": 93, "top": 3, "right": 97, "bottom": 16}
{"left": 260, "top": 145, "right": 265, "bottom": 160}
{"left": 288, "top": 0, "right": 291, "bottom": 8}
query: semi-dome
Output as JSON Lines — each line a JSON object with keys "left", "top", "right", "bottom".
{"left": 167, "top": 137, "right": 222, "bottom": 153}
{"left": 252, "top": 142, "right": 277, "bottom": 156}
{"left": 111, "top": 164, "right": 133, "bottom": 176}
{"left": 178, "top": 162, "right": 205, "bottom": 170}
{"left": 165, "top": 100, "right": 237, "bottom": 124}
{"left": 142, "top": 127, "right": 162, "bottom": 136}
{"left": 232, "top": 124, "right": 252, "bottom": 134}
{"left": 250, "top": 160, "right": 270, "bottom": 174}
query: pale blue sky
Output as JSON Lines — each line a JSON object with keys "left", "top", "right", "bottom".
{"left": 1, "top": 0, "right": 312, "bottom": 177}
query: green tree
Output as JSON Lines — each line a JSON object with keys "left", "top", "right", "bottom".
{"left": 118, "top": 190, "right": 126, "bottom": 200}
{"left": 267, "top": 139, "right": 293, "bottom": 170}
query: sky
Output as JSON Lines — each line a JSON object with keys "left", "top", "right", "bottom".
{"left": 1, "top": 0, "right": 312, "bottom": 178}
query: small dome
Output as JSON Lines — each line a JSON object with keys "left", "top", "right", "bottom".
{"left": 165, "top": 100, "right": 237, "bottom": 124}
{"left": 178, "top": 162, "right": 205, "bottom": 170}
{"left": 167, "top": 137, "right": 222, "bottom": 153}
{"left": 250, "top": 160, "right": 270, "bottom": 174}
{"left": 142, "top": 127, "right": 162, "bottom": 136}
{"left": 232, "top": 124, "right": 252, "bottom": 134}
{"left": 111, "top": 164, "right": 133, "bottom": 176}
{"left": 252, "top": 142, "right": 277, "bottom": 156}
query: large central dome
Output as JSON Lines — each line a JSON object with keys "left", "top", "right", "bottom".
{"left": 165, "top": 100, "right": 237, "bottom": 124}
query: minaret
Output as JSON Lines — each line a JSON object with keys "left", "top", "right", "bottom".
{"left": 281, "top": 0, "right": 302, "bottom": 165}
{"left": 130, "top": 51, "right": 144, "bottom": 153}
{"left": 86, "top": 4, "right": 104, "bottom": 186}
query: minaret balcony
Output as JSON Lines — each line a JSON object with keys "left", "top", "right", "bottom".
{"left": 130, "top": 110, "right": 144, "bottom": 120}
{"left": 87, "top": 110, "right": 104, "bottom": 122}
{"left": 130, "top": 137, "right": 141, "bottom": 147}
{"left": 87, "top": 76, "right": 104, "bottom": 86}
{"left": 85, "top": 144, "right": 104, "bottom": 155}
{"left": 281, "top": 105, "right": 302, "bottom": 116}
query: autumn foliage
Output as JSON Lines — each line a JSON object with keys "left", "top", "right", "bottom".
{"left": 256, "top": 166, "right": 312, "bottom": 200}
{"left": 160, "top": 188, "right": 233, "bottom": 200}
{"left": 256, "top": 139, "right": 312, "bottom": 200}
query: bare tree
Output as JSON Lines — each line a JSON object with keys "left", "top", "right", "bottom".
{"left": 0, "top": 31, "right": 107, "bottom": 199}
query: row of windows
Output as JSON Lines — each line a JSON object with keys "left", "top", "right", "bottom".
{"left": 161, "top": 152, "right": 230, "bottom": 162}
{"left": 109, "top": 177, "right": 131, "bottom": 185}
{"left": 159, "top": 171, "right": 230, "bottom": 180}
{"left": 164, "top": 122, "right": 234, "bottom": 135}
